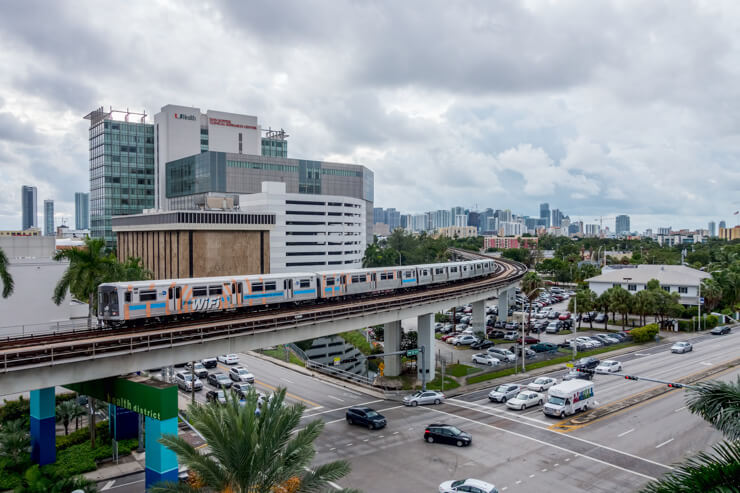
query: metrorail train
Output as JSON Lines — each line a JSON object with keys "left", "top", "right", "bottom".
{"left": 96, "top": 259, "right": 496, "bottom": 327}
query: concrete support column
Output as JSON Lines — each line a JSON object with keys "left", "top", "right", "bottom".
{"left": 417, "top": 314, "right": 436, "bottom": 382}
{"left": 498, "top": 288, "right": 511, "bottom": 322}
{"left": 471, "top": 300, "right": 485, "bottom": 335}
{"left": 30, "top": 387, "right": 55, "bottom": 465}
{"left": 383, "top": 320, "right": 402, "bottom": 377}
{"left": 145, "top": 416, "right": 179, "bottom": 489}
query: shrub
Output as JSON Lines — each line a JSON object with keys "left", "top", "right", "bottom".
{"left": 0, "top": 395, "right": 30, "bottom": 424}
{"left": 705, "top": 314, "right": 718, "bottom": 329}
{"left": 631, "top": 323, "right": 659, "bottom": 343}
{"left": 57, "top": 420, "right": 109, "bottom": 450}
{"left": 677, "top": 320, "right": 693, "bottom": 331}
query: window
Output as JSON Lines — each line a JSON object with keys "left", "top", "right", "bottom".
{"left": 422, "top": 270, "right": 429, "bottom": 276}
{"left": 265, "top": 281, "right": 277, "bottom": 291}
{"left": 450, "top": 266, "right": 458, "bottom": 273}
{"left": 628, "top": 284, "right": 637, "bottom": 291}
{"left": 252, "top": 283, "right": 264, "bottom": 292}
{"left": 678, "top": 286, "right": 688, "bottom": 294}
{"left": 405, "top": 271, "right": 413, "bottom": 278}
{"left": 209, "top": 285, "right": 223, "bottom": 296}
{"left": 435, "top": 268, "right": 443, "bottom": 274}
{"left": 298, "top": 279, "right": 311, "bottom": 288}
{"left": 192, "top": 286, "right": 207, "bottom": 297}
{"left": 662, "top": 286, "right": 670, "bottom": 292}
{"left": 326, "top": 277, "right": 335, "bottom": 286}
{"left": 139, "top": 290, "right": 157, "bottom": 301}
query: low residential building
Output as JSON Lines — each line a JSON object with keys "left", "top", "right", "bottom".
{"left": 719, "top": 225, "right": 740, "bottom": 241}
{"left": 435, "top": 226, "right": 478, "bottom": 238}
{"left": 483, "top": 236, "right": 539, "bottom": 250}
{"left": 656, "top": 233, "right": 707, "bottom": 246}
{"left": 586, "top": 264, "right": 710, "bottom": 306}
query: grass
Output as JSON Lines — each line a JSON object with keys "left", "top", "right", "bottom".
{"left": 424, "top": 375, "right": 460, "bottom": 391}
{"left": 445, "top": 363, "right": 480, "bottom": 377}
{"left": 466, "top": 342, "right": 637, "bottom": 385}
{"left": 338, "top": 330, "right": 374, "bottom": 355}
{"left": 559, "top": 329, "right": 573, "bottom": 335}
{"left": 435, "top": 333, "right": 443, "bottom": 340}
{"left": 261, "top": 346, "right": 305, "bottom": 367}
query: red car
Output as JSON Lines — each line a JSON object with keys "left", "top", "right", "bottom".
{"left": 558, "top": 312, "right": 571, "bottom": 321}
{"left": 516, "top": 336, "right": 539, "bottom": 344}
{"left": 441, "top": 333, "right": 457, "bottom": 343}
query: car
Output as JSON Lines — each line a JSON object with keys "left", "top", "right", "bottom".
{"left": 201, "top": 357, "right": 218, "bottom": 369}
{"left": 503, "top": 330, "right": 517, "bottom": 341}
{"left": 671, "top": 341, "right": 693, "bottom": 353}
{"left": 487, "top": 347, "right": 516, "bottom": 362}
{"left": 424, "top": 424, "right": 472, "bottom": 447}
{"left": 454, "top": 334, "right": 478, "bottom": 346}
{"left": 435, "top": 322, "right": 444, "bottom": 331}
{"left": 229, "top": 366, "right": 255, "bottom": 383}
{"left": 533, "top": 320, "right": 549, "bottom": 332}
{"left": 218, "top": 354, "right": 240, "bottom": 365}
{"left": 488, "top": 384, "right": 521, "bottom": 403}
{"left": 174, "top": 372, "right": 203, "bottom": 392}
{"left": 185, "top": 362, "right": 208, "bottom": 379}
{"left": 576, "top": 356, "right": 601, "bottom": 370}
{"left": 439, "top": 478, "right": 498, "bottom": 493}
{"left": 535, "top": 311, "right": 548, "bottom": 319}
{"left": 610, "top": 332, "right": 629, "bottom": 342}
{"left": 207, "top": 372, "right": 232, "bottom": 389}
{"left": 509, "top": 346, "right": 536, "bottom": 359}
{"left": 546, "top": 321, "right": 562, "bottom": 334}
{"left": 581, "top": 313, "right": 592, "bottom": 323}
{"left": 584, "top": 337, "right": 603, "bottom": 348}
{"left": 506, "top": 391, "right": 543, "bottom": 410}
{"left": 404, "top": 390, "right": 445, "bottom": 406}
{"left": 231, "top": 382, "right": 253, "bottom": 399}
{"left": 470, "top": 339, "right": 494, "bottom": 350}
{"left": 441, "top": 333, "right": 458, "bottom": 343}
{"left": 575, "top": 337, "right": 597, "bottom": 349}
{"left": 472, "top": 353, "right": 501, "bottom": 366}
{"left": 530, "top": 342, "right": 559, "bottom": 353}
{"left": 346, "top": 407, "right": 387, "bottom": 429}
{"left": 547, "top": 312, "right": 560, "bottom": 320}
{"left": 205, "top": 389, "right": 226, "bottom": 404}
{"left": 527, "top": 377, "right": 557, "bottom": 392}
{"left": 563, "top": 369, "right": 593, "bottom": 381}
{"left": 558, "top": 311, "right": 571, "bottom": 321}
{"left": 594, "top": 313, "right": 607, "bottom": 323}
{"left": 711, "top": 325, "right": 731, "bottom": 335}
{"left": 595, "top": 360, "right": 623, "bottom": 373}
{"left": 487, "top": 329, "right": 506, "bottom": 339}
{"left": 515, "top": 336, "right": 539, "bottom": 345}
{"left": 593, "top": 334, "right": 619, "bottom": 345}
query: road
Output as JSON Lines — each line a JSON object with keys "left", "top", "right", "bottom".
{"left": 98, "top": 330, "right": 738, "bottom": 492}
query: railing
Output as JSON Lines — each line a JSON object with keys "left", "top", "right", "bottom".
{"left": 305, "top": 359, "right": 375, "bottom": 386}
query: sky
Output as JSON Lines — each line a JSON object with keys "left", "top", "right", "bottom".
{"left": 0, "top": 0, "right": 739, "bottom": 234}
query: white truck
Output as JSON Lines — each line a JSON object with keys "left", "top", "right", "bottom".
{"left": 542, "top": 380, "right": 595, "bottom": 418}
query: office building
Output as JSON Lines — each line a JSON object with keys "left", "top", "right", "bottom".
{"left": 43, "top": 200, "right": 54, "bottom": 236}
{"left": 498, "top": 221, "right": 524, "bottom": 237}
{"left": 551, "top": 208, "right": 563, "bottom": 228}
{"left": 21, "top": 185, "right": 37, "bottom": 230}
{"left": 75, "top": 192, "right": 89, "bottom": 230}
{"left": 657, "top": 227, "right": 671, "bottom": 235}
{"left": 428, "top": 209, "right": 452, "bottom": 230}
{"left": 436, "top": 226, "right": 477, "bottom": 238}
{"left": 585, "top": 224, "right": 600, "bottom": 237}
{"left": 539, "top": 203, "right": 550, "bottom": 228}
{"left": 261, "top": 128, "right": 288, "bottom": 158}
{"left": 719, "top": 220, "right": 726, "bottom": 230}
{"left": 450, "top": 206, "right": 465, "bottom": 218}
{"left": 454, "top": 214, "right": 468, "bottom": 228}
{"left": 719, "top": 225, "right": 740, "bottom": 241}
{"left": 373, "top": 207, "right": 385, "bottom": 224}
{"left": 385, "top": 208, "right": 401, "bottom": 232}
{"left": 411, "top": 214, "right": 428, "bottom": 233}
{"left": 708, "top": 221, "right": 716, "bottom": 237}
{"left": 615, "top": 215, "right": 630, "bottom": 235}
{"left": 467, "top": 211, "right": 480, "bottom": 232}
{"left": 84, "top": 107, "right": 155, "bottom": 247}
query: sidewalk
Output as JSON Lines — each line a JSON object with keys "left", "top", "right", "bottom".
{"left": 83, "top": 452, "right": 144, "bottom": 482}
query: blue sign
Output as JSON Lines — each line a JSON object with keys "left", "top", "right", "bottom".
{"left": 699, "top": 297, "right": 705, "bottom": 305}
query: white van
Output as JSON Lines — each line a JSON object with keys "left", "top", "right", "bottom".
{"left": 542, "top": 380, "right": 594, "bottom": 418}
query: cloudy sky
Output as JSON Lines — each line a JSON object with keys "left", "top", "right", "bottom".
{"left": 1, "top": 0, "right": 739, "bottom": 233}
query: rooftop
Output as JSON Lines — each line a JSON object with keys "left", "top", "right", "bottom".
{"left": 586, "top": 264, "right": 710, "bottom": 286}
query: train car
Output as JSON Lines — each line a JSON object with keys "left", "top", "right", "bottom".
{"left": 374, "top": 266, "right": 403, "bottom": 291}
{"left": 416, "top": 264, "right": 440, "bottom": 286}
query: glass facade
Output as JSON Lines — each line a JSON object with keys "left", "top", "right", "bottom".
{"left": 89, "top": 119, "right": 155, "bottom": 247}
{"left": 261, "top": 137, "right": 287, "bottom": 158}
{"left": 298, "top": 160, "right": 322, "bottom": 194}
{"left": 167, "top": 152, "right": 226, "bottom": 198}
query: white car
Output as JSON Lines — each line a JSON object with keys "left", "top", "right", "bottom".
{"left": 229, "top": 366, "right": 255, "bottom": 383}
{"left": 454, "top": 334, "right": 478, "bottom": 346}
{"left": 503, "top": 331, "right": 518, "bottom": 341}
{"left": 671, "top": 341, "right": 693, "bottom": 354}
{"left": 575, "top": 337, "right": 597, "bottom": 349}
{"left": 527, "top": 377, "right": 557, "bottom": 392}
{"left": 487, "top": 347, "right": 516, "bottom": 362}
{"left": 472, "top": 353, "right": 501, "bottom": 366}
{"left": 439, "top": 478, "right": 498, "bottom": 493}
{"left": 403, "top": 390, "right": 445, "bottom": 406}
{"left": 595, "top": 360, "right": 622, "bottom": 374}
{"left": 218, "top": 354, "right": 240, "bottom": 365}
{"left": 506, "top": 391, "right": 543, "bottom": 410}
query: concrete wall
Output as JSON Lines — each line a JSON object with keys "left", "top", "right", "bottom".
{"left": 116, "top": 230, "right": 270, "bottom": 279}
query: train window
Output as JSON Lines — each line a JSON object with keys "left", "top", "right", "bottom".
{"left": 252, "top": 283, "right": 264, "bottom": 292}
{"left": 265, "top": 281, "right": 276, "bottom": 291}
{"left": 176, "top": 287, "right": 182, "bottom": 298}
{"left": 326, "top": 277, "right": 335, "bottom": 286}
{"left": 209, "top": 285, "right": 223, "bottom": 296}
{"left": 423, "top": 270, "right": 428, "bottom": 276}
{"left": 232, "top": 283, "right": 236, "bottom": 294}
{"left": 168, "top": 288, "right": 173, "bottom": 299}
{"left": 299, "top": 279, "right": 311, "bottom": 288}
{"left": 405, "top": 271, "right": 413, "bottom": 278}
{"left": 435, "top": 268, "right": 443, "bottom": 274}
{"left": 450, "top": 267, "right": 458, "bottom": 272}
{"left": 371, "top": 273, "right": 376, "bottom": 282}
{"left": 236, "top": 283, "right": 242, "bottom": 293}
{"left": 380, "top": 272, "right": 388, "bottom": 280}
{"left": 359, "top": 275, "right": 367, "bottom": 282}
{"left": 192, "top": 286, "right": 208, "bottom": 297}
{"left": 124, "top": 292, "right": 131, "bottom": 302}
{"left": 139, "top": 290, "right": 157, "bottom": 301}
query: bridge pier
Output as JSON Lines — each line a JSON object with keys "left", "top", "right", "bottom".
{"left": 145, "top": 416, "right": 179, "bottom": 488}
{"left": 417, "top": 314, "right": 435, "bottom": 382}
{"left": 498, "top": 287, "right": 513, "bottom": 322}
{"left": 471, "top": 300, "right": 485, "bottom": 336}
{"left": 383, "top": 320, "right": 402, "bottom": 377}
{"left": 30, "top": 387, "right": 55, "bottom": 465}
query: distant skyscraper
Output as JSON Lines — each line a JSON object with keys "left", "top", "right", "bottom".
{"left": 719, "top": 220, "right": 726, "bottom": 230}
{"left": 615, "top": 215, "right": 630, "bottom": 235}
{"left": 373, "top": 207, "right": 384, "bottom": 225}
{"left": 539, "top": 203, "right": 550, "bottom": 228}
{"left": 21, "top": 185, "right": 38, "bottom": 230}
{"left": 708, "top": 221, "right": 716, "bottom": 237}
{"left": 75, "top": 192, "right": 90, "bottom": 230}
{"left": 551, "top": 208, "right": 563, "bottom": 228}
{"left": 44, "top": 200, "right": 54, "bottom": 236}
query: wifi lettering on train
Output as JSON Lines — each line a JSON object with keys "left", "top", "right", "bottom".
{"left": 191, "top": 299, "right": 220, "bottom": 311}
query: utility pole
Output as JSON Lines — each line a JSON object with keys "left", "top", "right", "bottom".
{"left": 420, "top": 345, "right": 427, "bottom": 391}
{"left": 191, "top": 360, "right": 196, "bottom": 405}
{"left": 573, "top": 293, "right": 578, "bottom": 362}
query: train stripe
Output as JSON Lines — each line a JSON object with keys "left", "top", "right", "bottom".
{"left": 150, "top": 302, "right": 166, "bottom": 309}
{"left": 294, "top": 289, "right": 316, "bottom": 295}
{"left": 402, "top": 279, "right": 417, "bottom": 283}
{"left": 243, "top": 291, "right": 285, "bottom": 299}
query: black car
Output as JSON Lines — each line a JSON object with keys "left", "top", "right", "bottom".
{"left": 346, "top": 407, "right": 387, "bottom": 430}
{"left": 424, "top": 424, "right": 472, "bottom": 447}
{"left": 470, "top": 339, "right": 494, "bottom": 350}
{"left": 575, "top": 357, "right": 600, "bottom": 370}
{"left": 206, "top": 390, "right": 226, "bottom": 404}
{"left": 610, "top": 332, "right": 629, "bottom": 342}
{"left": 710, "top": 326, "right": 731, "bottom": 335}
{"left": 201, "top": 358, "right": 218, "bottom": 369}
{"left": 487, "top": 329, "right": 505, "bottom": 339}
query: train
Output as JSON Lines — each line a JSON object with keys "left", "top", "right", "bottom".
{"left": 97, "top": 259, "right": 496, "bottom": 327}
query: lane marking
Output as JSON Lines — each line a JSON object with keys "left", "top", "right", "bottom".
{"left": 363, "top": 438, "right": 369, "bottom": 442}
{"left": 327, "top": 395, "right": 345, "bottom": 403}
{"left": 379, "top": 435, "right": 385, "bottom": 438}
{"left": 565, "top": 458, "right": 570, "bottom": 462}
{"left": 107, "top": 479, "right": 144, "bottom": 490}
{"left": 502, "top": 487, "right": 508, "bottom": 491}
{"left": 421, "top": 406, "right": 660, "bottom": 480}
{"left": 101, "top": 481, "right": 115, "bottom": 491}
{"left": 345, "top": 443, "right": 352, "bottom": 447}
{"left": 617, "top": 428, "right": 635, "bottom": 438}
{"left": 329, "top": 447, "right": 336, "bottom": 451}
{"left": 255, "top": 379, "right": 321, "bottom": 408}
{"left": 303, "top": 399, "right": 383, "bottom": 417}
{"left": 634, "top": 353, "right": 652, "bottom": 356}
{"left": 308, "top": 406, "right": 324, "bottom": 411}
{"left": 541, "top": 468, "right": 548, "bottom": 472}
{"left": 655, "top": 438, "right": 674, "bottom": 449}
{"left": 700, "top": 362, "right": 712, "bottom": 366}
{"left": 529, "top": 474, "right": 535, "bottom": 478}
{"left": 515, "top": 480, "right": 522, "bottom": 485}
{"left": 554, "top": 463, "right": 559, "bottom": 467}
{"left": 282, "top": 378, "right": 294, "bottom": 384}
{"left": 393, "top": 431, "right": 399, "bottom": 435}
{"left": 674, "top": 406, "right": 686, "bottom": 413}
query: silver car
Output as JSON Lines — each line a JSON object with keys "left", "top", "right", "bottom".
{"left": 671, "top": 341, "right": 693, "bottom": 353}
{"left": 403, "top": 390, "right": 445, "bottom": 406}
{"left": 488, "top": 384, "right": 521, "bottom": 403}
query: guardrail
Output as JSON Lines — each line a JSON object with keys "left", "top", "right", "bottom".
{"left": 305, "top": 359, "right": 375, "bottom": 386}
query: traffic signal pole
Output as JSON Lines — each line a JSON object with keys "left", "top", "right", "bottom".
{"left": 572, "top": 367, "right": 696, "bottom": 389}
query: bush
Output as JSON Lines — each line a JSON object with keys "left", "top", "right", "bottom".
{"left": 705, "top": 315, "right": 719, "bottom": 329}
{"left": 47, "top": 435, "right": 137, "bottom": 478}
{"left": 0, "top": 395, "right": 30, "bottom": 424}
{"left": 57, "top": 420, "right": 109, "bottom": 450}
{"left": 631, "top": 323, "right": 659, "bottom": 343}
{"left": 677, "top": 320, "right": 693, "bottom": 331}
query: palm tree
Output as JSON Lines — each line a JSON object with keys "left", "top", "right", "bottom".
{"left": 610, "top": 286, "right": 633, "bottom": 329}
{"left": 56, "top": 399, "right": 85, "bottom": 435}
{"left": 0, "top": 418, "right": 30, "bottom": 470}
{"left": 151, "top": 388, "right": 360, "bottom": 493}
{"left": 700, "top": 278, "right": 723, "bottom": 312}
{"left": 596, "top": 291, "right": 612, "bottom": 329}
{"left": 568, "top": 288, "right": 596, "bottom": 330}
{"left": 640, "top": 376, "right": 740, "bottom": 492}
{"left": 520, "top": 272, "right": 543, "bottom": 338}
{"left": 632, "top": 290, "right": 655, "bottom": 326}
{"left": 15, "top": 464, "right": 98, "bottom": 493}
{"left": 0, "top": 246, "right": 14, "bottom": 298}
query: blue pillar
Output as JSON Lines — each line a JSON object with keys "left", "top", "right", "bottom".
{"left": 145, "top": 416, "right": 178, "bottom": 489}
{"left": 30, "top": 388, "right": 56, "bottom": 465}
{"left": 109, "top": 404, "right": 139, "bottom": 441}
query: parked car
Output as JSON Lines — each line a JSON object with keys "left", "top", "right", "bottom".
{"left": 711, "top": 326, "right": 731, "bottom": 335}
{"left": 515, "top": 336, "right": 539, "bottom": 345}
{"left": 185, "top": 362, "right": 208, "bottom": 379}
{"left": 207, "top": 372, "right": 232, "bottom": 389}
{"left": 454, "top": 334, "right": 479, "bottom": 346}
{"left": 530, "top": 342, "right": 558, "bottom": 353}
{"left": 174, "top": 372, "right": 203, "bottom": 392}
{"left": 404, "top": 390, "right": 445, "bottom": 406}
{"left": 229, "top": 366, "right": 255, "bottom": 383}
{"left": 547, "top": 312, "right": 560, "bottom": 320}
{"left": 487, "top": 329, "right": 505, "bottom": 339}
{"left": 487, "top": 347, "right": 516, "bottom": 362}
{"left": 201, "top": 357, "right": 218, "bottom": 369}
{"left": 595, "top": 360, "right": 622, "bottom": 374}
{"left": 546, "top": 321, "right": 562, "bottom": 334}
{"left": 506, "top": 391, "right": 543, "bottom": 410}
{"left": 470, "top": 339, "right": 494, "bottom": 350}
{"left": 594, "top": 313, "right": 607, "bottom": 323}
{"left": 439, "top": 479, "right": 498, "bottom": 493}
{"left": 472, "top": 353, "right": 501, "bottom": 366}
{"left": 346, "top": 407, "right": 387, "bottom": 429}
{"left": 671, "top": 341, "right": 693, "bottom": 353}
{"left": 503, "top": 331, "right": 517, "bottom": 341}
{"left": 533, "top": 320, "right": 549, "bottom": 332}
{"left": 231, "top": 382, "right": 253, "bottom": 399}
{"left": 558, "top": 311, "right": 571, "bottom": 321}
{"left": 610, "top": 332, "right": 629, "bottom": 342}
{"left": 205, "top": 389, "right": 226, "bottom": 404}
{"left": 424, "top": 424, "right": 471, "bottom": 447}
{"left": 441, "top": 333, "right": 458, "bottom": 343}
{"left": 593, "top": 334, "right": 620, "bottom": 345}
{"left": 488, "top": 384, "right": 521, "bottom": 403}
{"left": 575, "top": 337, "right": 597, "bottom": 349}
{"left": 509, "top": 346, "right": 536, "bottom": 359}
{"left": 218, "top": 354, "right": 240, "bottom": 365}
{"left": 527, "top": 377, "right": 557, "bottom": 392}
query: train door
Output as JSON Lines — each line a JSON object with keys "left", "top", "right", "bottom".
{"left": 169, "top": 286, "right": 182, "bottom": 314}
{"left": 285, "top": 279, "right": 293, "bottom": 299}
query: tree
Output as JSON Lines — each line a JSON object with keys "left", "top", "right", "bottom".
{"left": 632, "top": 290, "right": 656, "bottom": 326}
{"left": 568, "top": 289, "right": 596, "bottom": 329}
{"left": 520, "top": 272, "right": 544, "bottom": 338}
{"left": 0, "top": 246, "right": 13, "bottom": 298}
{"left": 610, "top": 286, "right": 633, "bottom": 329}
{"left": 640, "top": 376, "right": 740, "bottom": 492}
{"left": 596, "top": 291, "right": 612, "bottom": 329}
{"left": 14, "top": 464, "right": 97, "bottom": 493}
{"left": 0, "top": 418, "right": 30, "bottom": 471}
{"left": 151, "top": 388, "right": 359, "bottom": 493}
{"left": 56, "top": 399, "right": 85, "bottom": 436}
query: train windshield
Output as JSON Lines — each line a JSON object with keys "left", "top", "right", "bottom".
{"left": 99, "top": 287, "right": 119, "bottom": 316}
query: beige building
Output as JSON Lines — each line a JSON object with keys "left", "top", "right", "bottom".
{"left": 435, "top": 226, "right": 478, "bottom": 239}
{"left": 719, "top": 225, "right": 740, "bottom": 241}
{"left": 113, "top": 210, "right": 274, "bottom": 279}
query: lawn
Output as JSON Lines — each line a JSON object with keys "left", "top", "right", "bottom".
{"left": 445, "top": 363, "right": 481, "bottom": 377}
{"left": 261, "top": 346, "right": 305, "bottom": 367}
{"left": 424, "top": 375, "right": 460, "bottom": 391}
{"left": 339, "top": 330, "right": 374, "bottom": 355}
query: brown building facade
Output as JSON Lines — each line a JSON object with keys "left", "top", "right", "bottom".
{"left": 113, "top": 211, "right": 274, "bottom": 279}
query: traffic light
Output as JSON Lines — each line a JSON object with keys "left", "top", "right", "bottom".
{"left": 624, "top": 375, "right": 639, "bottom": 381}
{"left": 575, "top": 367, "right": 594, "bottom": 374}
{"left": 667, "top": 383, "right": 683, "bottom": 389}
